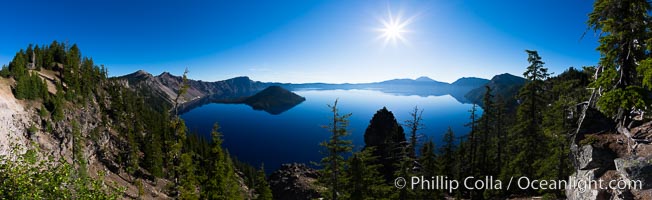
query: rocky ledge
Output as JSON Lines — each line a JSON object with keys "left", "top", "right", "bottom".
{"left": 268, "top": 163, "right": 322, "bottom": 200}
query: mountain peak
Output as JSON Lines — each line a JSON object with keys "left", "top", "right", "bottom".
{"left": 135, "top": 69, "right": 149, "bottom": 75}
{"left": 451, "top": 77, "right": 490, "bottom": 87}
{"left": 415, "top": 76, "right": 435, "bottom": 82}
{"left": 121, "top": 69, "right": 153, "bottom": 80}
{"left": 159, "top": 71, "right": 173, "bottom": 77}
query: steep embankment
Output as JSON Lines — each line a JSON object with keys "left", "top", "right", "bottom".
{"left": 0, "top": 78, "right": 29, "bottom": 156}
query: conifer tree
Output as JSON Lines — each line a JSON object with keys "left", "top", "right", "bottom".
{"left": 144, "top": 127, "right": 164, "bottom": 177}
{"left": 438, "top": 127, "right": 456, "bottom": 179}
{"left": 465, "top": 104, "right": 478, "bottom": 176}
{"left": 168, "top": 69, "right": 190, "bottom": 196}
{"left": 202, "top": 123, "right": 241, "bottom": 199}
{"left": 404, "top": 106, "right": 424, "bottom": 160}
{"left": 254, "top": 164, "right": 273, "bottom": 200}
{"left": 52, "top": 81, "right": 65, "bottom": 122}
{"left": 319, "top": 99, "right": 353, "bottom": 200}
{"left": 419, "top": 139, "right": 442, "bottom": 199}
{"left": 502, "top": 50, "right": 549, "bottom": 195}
{"left": 125, "top": 126, "right": 139, "bottom": 177}
{"left": 345, "top": 147, "right": 391, "bottom": 200}
{"left": 179, "top": 152, "right": 199, "bottom": 200}
{"left": 478, "top": 86, "right": 494, "bottom": 175}
{"left": 588, "top": 0, "right": 652, "bottom": 124}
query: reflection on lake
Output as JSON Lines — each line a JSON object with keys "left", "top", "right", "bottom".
{"left": 181, "top": 89, "right": 481, "bottom": 172}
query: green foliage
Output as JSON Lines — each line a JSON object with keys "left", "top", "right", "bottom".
{"left": 52, "top": 81, "right": 65, "bottom": 122}
{"left": 39, "top": 105, "right": 49, "bottom": 118}
{"left": 201, "top": 123, "right": 242, "bottom": 200}
{"left": 404, "top": 106, "right": 424, "bottom": 160}
{"left": 588, "top": 0, "right": 652, "bottom": 120}
{"left": 253, "top": 164, "right": 273, "bottom": 200}
{"left": 344, "top": 147, "right": 391, "bottom": 200}
{"left": 319, "top": 99, "right": 353, "bottom": 200}
{"left": 0, "top": 65, "right": 9, "bottom": 78}
{"left": 0, "top": 143, "right": 122, "bottom": 199}
{"left": 502, "top": 50, "right": 550, "bottom": 195}
{"left": 438, "top": 127, "right": 456, "bottom": 179}
{"left": 14, "top": 71, "right": 48, "bottom": 100}
{"left": 179, "top": 152, "right": 199, "bottom": 200}
{"left": 596, "top": 86, "right": 648, "bottom": 117}
{"left": 125, "top": 127, "right": 140, "bottom": 176}
{"left": 418, "top": 139, "right": 443, "bottom": 199}
{"left": 72, "top": 121, "right": 88, "bottom": 178}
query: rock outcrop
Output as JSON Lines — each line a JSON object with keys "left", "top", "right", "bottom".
{"left": 268, "top": 163, "right": 321, "bottom": 200}
{"left": 567, "top": 121, "right": 652, "bottom": 199}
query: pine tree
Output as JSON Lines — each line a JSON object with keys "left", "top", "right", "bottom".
{"left": 71, "top": 121, "right": 88, "bottom": 178}
{"left": 393, "top": 146, "right": 415, "bottom": 200}
{"left": 345, "top": 147, "right": 391, "bottom": 200}
{"left": 319, "top": 99, "right": 353, "bottom": 200}
{"left": 465, "top": 104, "right": 478, "bottom": 176}
{"left": 478, "top": 86, "right": 494, "bottom": 175}
{"left": 438, "top": 127, "right": 455, "bottom": 179}
{"left": 144, "top": 128, "right": 164, "bottom": 177}
{"left": 52, "top": 81, "right": 65, "bottom": 122}
{"left": 502, "top": 50, "right": 549, "bottom": 195}
{"left": 202, "top": 123, "right": 242, "bottom": 199}
{"left": 588, "top": 0, "right": 652, "bottom": 124}
{"left": 168, "top": 69, "right": 190, "bottom": 194}
{"left": 179, "top": 152, "right": 199, "bottom": 200}
{"left": 419, "top": 139, "right": 441, "bottom": 199}
{"left": 125, "top": 127, "right": 139, "bottom": 177}
{"left": 404, "top": 106, "right": 424, "bottom": 160}
{"left": 253, "top": 164, "right": 272, "bottom": 200}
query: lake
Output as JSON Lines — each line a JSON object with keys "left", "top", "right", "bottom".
{"left": 181, "top": 89, "right": 481, "bottom": 172}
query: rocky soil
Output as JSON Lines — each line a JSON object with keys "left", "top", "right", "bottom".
{"left": 269, "top": 163, "right": 322, "bottom": 200}
{"left": 0, "top": 78, "right": 29, "bottom": 157}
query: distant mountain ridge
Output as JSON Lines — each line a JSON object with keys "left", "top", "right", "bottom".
{"left": 117, "top": 70, "right": 270, "bottom": 111}
{"left": 116, "top": 70, "right": 494, "bottom": 113}
{"left": 464, "top": 73, "right": 527, "bottom": 109}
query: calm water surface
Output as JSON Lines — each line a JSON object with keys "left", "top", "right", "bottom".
{"left": 181, "top": 89, "right": 481, "bottom": 172}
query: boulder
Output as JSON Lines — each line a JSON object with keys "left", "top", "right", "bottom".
{"left": 577, "top": 145, "right": 617, "bottom": 171}
{"left": 269, "top": 163, "right": 321, "bottom": 200}
{"left": 566, "top": 169, "right": 603, "bottom": 200}
{"left": 615, "top": 157, "right": 652, "bottom": 190}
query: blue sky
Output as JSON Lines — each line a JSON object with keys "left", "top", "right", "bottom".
{"left": 1, "top": 0, "right": 599, "bottom": 83}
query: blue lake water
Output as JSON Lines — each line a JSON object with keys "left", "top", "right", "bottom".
{"left": 181, "top": 89, "right": 480, "bottom": 172}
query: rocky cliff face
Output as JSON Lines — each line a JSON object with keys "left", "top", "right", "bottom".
{"left": 567, "top": 114, "right": 652, "bottom": 199}
{"left": 117, "top": 70, "right": 270, "bottom": 111}
{"left": 268, "top": 163, "right": 322, "bottom": 200}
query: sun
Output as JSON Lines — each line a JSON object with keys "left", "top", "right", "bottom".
{"left": 377, "top": 10, "right": 412, "bottom": 46}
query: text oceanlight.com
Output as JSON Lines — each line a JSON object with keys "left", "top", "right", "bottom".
{"left": 393, "top": 176, "right": 643, "bottom": 193}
